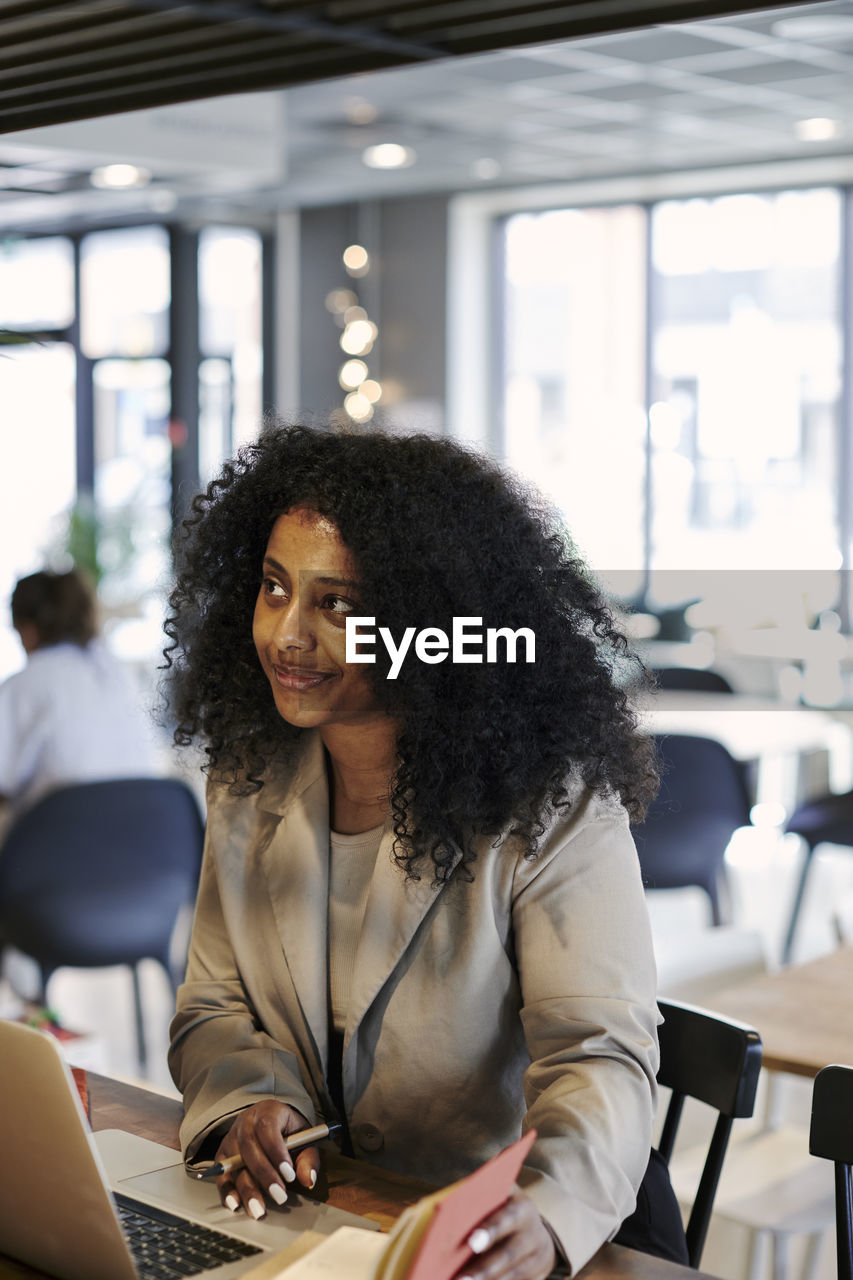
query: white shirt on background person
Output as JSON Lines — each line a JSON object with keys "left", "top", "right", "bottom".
{"left": 0, "top": 640, "right": 159, "bottom": 827}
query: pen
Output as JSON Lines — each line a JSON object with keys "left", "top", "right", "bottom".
{"left": 195, "top": 1122, "right": 342, "bottom": 1179}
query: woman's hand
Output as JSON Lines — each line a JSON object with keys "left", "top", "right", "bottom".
{"left": 455, "top": 1188, "right": 558, "bottom": 1280}
{"left": 215, "top": 1100, "right": 321, "bottom": 1219}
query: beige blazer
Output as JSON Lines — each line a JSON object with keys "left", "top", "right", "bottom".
{"left": 169, "top": 733, "right": 659, "bottom": 1273}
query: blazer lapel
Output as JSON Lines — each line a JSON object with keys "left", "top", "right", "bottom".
{"left": 343, "top": 832, "right": 461, "bottom": 1053}
{"left": 260, "top": 734, "right": 331, "bottom": 1079}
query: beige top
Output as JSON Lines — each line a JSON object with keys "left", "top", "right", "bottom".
{"left": 329, "top": 823, "right": 384, "bottom": 1033}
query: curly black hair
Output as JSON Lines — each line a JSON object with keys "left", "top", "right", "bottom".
{"left": 164, "top": 422, "right": 656, "bottom": 881}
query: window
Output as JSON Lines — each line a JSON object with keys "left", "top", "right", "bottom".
{"left": 80, "top": 226, "right": 170, "bottom": 359}
{"left": 503, "top": 205, "right": 646, "bottom": 599}
{"left": 0, "top": 237, "right": 74, "bottom": 331}
{"left": 500, "top": 186, "right": 845, "bottom": 629}
{"left": 93, "top": 358, "right": 172, "bottom": 609}
{"left": 0, "top": 343, "right": 76, "bottom": 679}
{"left": 198, "top": 226, "right": 262, "bottom": 477}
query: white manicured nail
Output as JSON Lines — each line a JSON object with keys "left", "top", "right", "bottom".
{"left": 268, "top": 1183, "right": 287, "bottom": 1205}
{"left": 279, "top": 1162, "right": 296, "bottom": 1182}
{"left": 309, "top": 1169, "right": 317, "bottom": 1189}
{"left": 225, "top": 1193, "right": 240, "bottom": 1212}
{"left": 248, "top": 1198, "right": 266, "bottom": 1220}
{"left": 468, "top": 1227, "right": 491, "bottom": 1254}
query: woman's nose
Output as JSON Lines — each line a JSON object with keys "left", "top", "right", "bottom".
{"left": 272, "top": 596, "right": 314, "bottom": 652}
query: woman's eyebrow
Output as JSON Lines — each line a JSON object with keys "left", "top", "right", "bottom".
{"left": 262, "top": 556, "right": 288, "bottom": 574}
{"left": 262, "top": 558, "right": 359, "bottom": 592}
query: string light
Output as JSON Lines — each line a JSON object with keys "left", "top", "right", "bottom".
{"left": 331, "top": 235, "right": 381, "bottom": 423}
{"left": 325, "top": 289, "right": 358, "bottom": 313}
{"left": 344, "top": 391, "right": 374, "bottom": 422}
{"left": 360, "top": 380, "right": 382, "bottom": 404}
{"left": 339, "top": 359, "right": 368, "bottom": 389}
{"left": 340, "top": 320, "right": 375, "bottom": 356}
{"left": 343, "top": 244, "right": 369, "bottom": 276}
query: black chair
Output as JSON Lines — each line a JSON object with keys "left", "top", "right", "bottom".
{"left": 0, "top": 777, "right": 204, "bottom": 1072}
{"left": 653, "top": 668, "right": 735, "bottom": 694}
{"left": 809, "top": 1064, "right": 853, "bottom": 1280}
{"left": 656, "top": 998, "right": 763, "bottom": 1268}
{"left": 782, "top": 789, "right": 853, "bottom": 962}
{"left": 631, "top": 734, "right": 752, "bottom": 925}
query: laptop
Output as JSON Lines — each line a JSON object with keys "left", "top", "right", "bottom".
{"left": 0, "top": 1018, "right": 378, "bottom": 1280}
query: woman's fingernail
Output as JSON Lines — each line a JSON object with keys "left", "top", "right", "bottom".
{"left": 279, "top": 1162, "right": 296, "bottom": 1183}
{"left": 309, "top": 1169, "right": 317, "bottom": 1189}
{"left": 248, "top": 1198, "right": 266, "bottom": 1220}
{"left": 224, "top": 1193, "right": 240, "bottom": 1213}
{"left": 468, "top": 1227, "right": 491, "bottom": 1254}
{"left": 268, "top": 1183, "right": 287, "bottom": 1205}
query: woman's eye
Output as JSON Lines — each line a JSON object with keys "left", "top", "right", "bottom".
{"left": 263, "top": 578, "right": 288, "bottom": 598}
{"left": 322, "top": 594, "right": 357, "bottom": 617}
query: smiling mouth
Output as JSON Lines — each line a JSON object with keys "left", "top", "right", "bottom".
{"left": 273, "top": 665, "right": 334, "bottom": 692}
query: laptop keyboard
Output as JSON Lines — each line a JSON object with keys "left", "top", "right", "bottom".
{"left": 114, "top": 1191, "right": 263, "bottom": 1279}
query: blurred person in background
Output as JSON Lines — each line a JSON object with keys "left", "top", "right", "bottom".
{"left": 0, "top": 567, "right": 159, "bottom": 836}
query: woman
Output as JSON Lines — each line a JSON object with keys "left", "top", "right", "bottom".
{"left": 166, "top": 424, "right": 662, "bottom": 1279}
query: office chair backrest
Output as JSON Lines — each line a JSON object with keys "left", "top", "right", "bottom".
{"left": 0, "top": 777, "right": 204, "bottom": 972}
{"left": 657, "top": 998, "right": 763, "bottom": 1268}
{"left": 654, "top": 668, "right": 734, "bottom": 694}
{"left": 810, "top": 1064, "right": 853, "bottom": 1280}
{"left": 651, "top": 734, "right": 751, "bottom": 823}
{"left": 631, "top": 734, "right": 751, "bottom": 924}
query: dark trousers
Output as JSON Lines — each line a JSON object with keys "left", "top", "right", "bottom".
{"left": 613, "top": 1148, "right": 689, "bottom": 1265}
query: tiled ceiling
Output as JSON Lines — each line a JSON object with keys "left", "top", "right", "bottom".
{"left": 3, "top": 1, "right": 853, "bottom": 229}
{"left": 0, "top": 0, "right": 810, "bottom": 133}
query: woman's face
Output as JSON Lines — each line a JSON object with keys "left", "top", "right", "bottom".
{"left": 253, "top": 506, "right": 384, "bottom": 730}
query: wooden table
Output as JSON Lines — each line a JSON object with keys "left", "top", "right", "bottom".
{"left": 0, "top": 1072, "right": 715, "bottom": 1280}
{"left": 713, "top": 946, "right": 853, "bottom": 1078}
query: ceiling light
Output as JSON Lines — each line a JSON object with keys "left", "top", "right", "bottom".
{"left": 345, "top": 98, "right": 378, "bottom": 125}
{"left": 361, "top": 143, "right": 416, "bottom": 170}
{"left": 473, "top": 158, "right": 501, "bottom": 181}
{"left": 148, "top": 189, "right": 177, "bottom": 214}
{"left": 90, "top": 163, "right": 151, "bottom": 190}
{"left": 773, "top": 15, "right": 853, "bottom": 40}
{"left": 795, "top": 117, "right": 841, "bottom": 142}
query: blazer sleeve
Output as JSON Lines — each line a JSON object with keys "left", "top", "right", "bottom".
{"left": 168, "top": 802, "right": 318, "bottom": 1164}
{"left": 511, "top": 792, "right": 660, "bottom": 1273}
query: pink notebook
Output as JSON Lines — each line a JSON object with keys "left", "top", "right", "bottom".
{"left": 406, "top": 1129, "right": 536, "bottom": 1280}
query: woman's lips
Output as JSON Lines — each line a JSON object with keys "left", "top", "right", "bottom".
{"left": 273, "top": 665, "right": 332, "bottom": 692}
